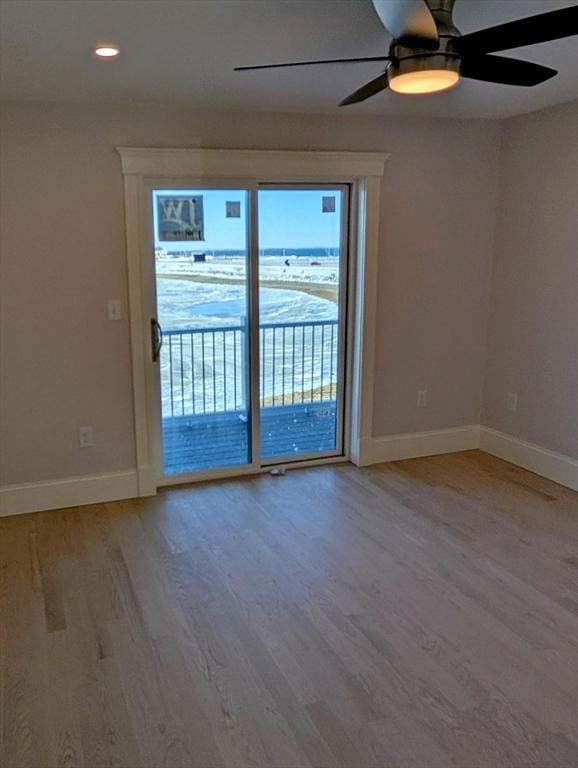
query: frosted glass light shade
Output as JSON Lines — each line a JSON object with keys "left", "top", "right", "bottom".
{"left": 389, "top": 69, "right": 460, "bottom": 95}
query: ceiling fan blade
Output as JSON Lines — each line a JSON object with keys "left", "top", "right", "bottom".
{"left": 455, "top": 5, "right": 578, "bottom": 55}
{"left": 339, "top": 72, "right": 390, "bottom": 106}
{"left": 235, "top": 55, "right": 391, "bottom": 71}
{"left": 371, "top": 0, "right": 438, "bottom": 48}
{"left": 461, "top": 54, "right": 558, "bottom": 86}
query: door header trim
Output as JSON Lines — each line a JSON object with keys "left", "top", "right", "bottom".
{"left": 116, "top": 147, "right": 388, "bottom": 180}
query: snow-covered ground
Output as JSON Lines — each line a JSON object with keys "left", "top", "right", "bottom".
{"left": 155, "top": 260, "right": 340, "bottom": 417}
{"left": 156, "top": 255, "right": 339, "bottom": 287}
{"left": 157, "top": 278, "right": 337, "bottom": 330}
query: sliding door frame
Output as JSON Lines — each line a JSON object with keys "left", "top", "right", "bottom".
{"left": 117, "top": 148, "right": 388, "bottom": 495}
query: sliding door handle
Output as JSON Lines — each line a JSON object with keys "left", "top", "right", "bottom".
{"left": 150, "top": 318, "right": 163, "bottom": 362}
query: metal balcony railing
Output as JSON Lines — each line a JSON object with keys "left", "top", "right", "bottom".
{"left": 161, "top": 320, "right": 338, "bottom": 418}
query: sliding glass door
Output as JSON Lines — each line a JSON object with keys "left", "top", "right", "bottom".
{"left": 152, "top": 188, "right": 252, "bottom": 475}
{"left": 149, "top": 183, "right": 349, "bottom": 480}
{"left": 258, "top": 186, "right": 348, "bottom": 463}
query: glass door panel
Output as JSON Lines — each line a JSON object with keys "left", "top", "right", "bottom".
{"left": 152, "top": 188, "right": 252, "bottom": 475}
{"left": 257, "top": 187, "right": 348, "bottom": 462}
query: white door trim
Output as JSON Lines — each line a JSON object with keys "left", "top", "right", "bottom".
{"left": 117, "top": 148, "right": 388, "bottom": 181}
{"left": 117, "top": 148, "right": 388, "bottom": 494}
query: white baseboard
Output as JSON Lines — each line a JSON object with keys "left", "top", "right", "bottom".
{"left": 480, "top": 426, "right": 578, "bottom": 492}
{"left": 364, "top": 424, "right": 577, "bottom": 492}
{"left": 362, "top": 425, "right": 481, "bottom": 465}
{"left": 1, "top": 426, "right": 575, "bottom": 519}
{"left": 0, "top": 470, "right": 139, "bottom": 518}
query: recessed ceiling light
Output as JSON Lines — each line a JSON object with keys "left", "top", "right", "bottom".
{"left": 94, "top": 45, "right": 120, "bottom": 59}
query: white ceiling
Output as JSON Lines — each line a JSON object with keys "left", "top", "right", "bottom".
{"left": 1, "top": 0, "right": 577, "bottom": 119}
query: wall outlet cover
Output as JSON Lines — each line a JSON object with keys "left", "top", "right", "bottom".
{"left": 79, "top": 426, "right": 94, "bottom": 447}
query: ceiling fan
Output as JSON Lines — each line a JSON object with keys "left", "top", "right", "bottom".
{"left": 235, "top": 0, "right": 578, "bottom": 105}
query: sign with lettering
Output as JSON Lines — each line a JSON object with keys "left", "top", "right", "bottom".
{"left": 156, "top": 195, "right": 204, "bottom": 241}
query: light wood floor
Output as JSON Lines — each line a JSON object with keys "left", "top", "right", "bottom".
{"left": 2, "top": 451, "right": 578, "bottom": 768}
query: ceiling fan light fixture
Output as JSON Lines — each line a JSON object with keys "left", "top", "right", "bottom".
{"left": 234, "top": 0, "right": 576, "bottom": 105}
{"left": 387, "top": 53, "right": 461, "bottom": 95}
{"left": 389, "top": 68, "right": 460, "bottom": 94}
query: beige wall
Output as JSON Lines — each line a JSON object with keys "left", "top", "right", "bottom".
{"left": 0, "top": 102, "right": 500, "bottom": 485}
{"left": 482, "top": 101, "right": 578, "bottom": 459}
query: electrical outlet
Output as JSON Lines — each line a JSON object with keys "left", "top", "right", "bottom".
{"left": 79, "top": 426, "right": 94, "bottom": 447}
{"left": 417, "top": 389, "right": 428, "bottom": 408}
{"left": 107, "top": 299, "right": 122, "bottom": 321}
{"left": 507, "top": 392, "right": 518, "bottom": 413}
